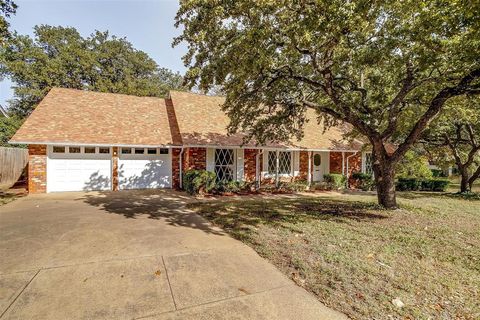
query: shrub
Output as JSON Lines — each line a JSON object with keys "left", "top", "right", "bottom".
{"left": 396, "top": 177, "right": 450, "bottom": 192}
{"left": 279, "top": 180, "right": 308, "bottom": 192}
{"left": 215, "top": 180, "right": 251, "bottom": 193}
{"left": 323, "top": 173, "right": 346, "bottom": 189}
{"left": 351, "top": 172, "right": 375, "bottom": 191}
{"left": 183, "top": 170, "right": 216, "bottom": 195}
{"left": 431, "top": 169, "right": 446, "bottom": 177}
{"left": 396, "top": 177, "right": 421, "bottom": 191}
{"left": 420, "top": 178, "right": 450, "bottom": 192}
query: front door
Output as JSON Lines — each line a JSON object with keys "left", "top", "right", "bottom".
{"left": 312, "top": 152, "right": 322, "bottom": 181}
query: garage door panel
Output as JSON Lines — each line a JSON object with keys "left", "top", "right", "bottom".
{"left": 48, "top": 158, "right": 112, "bottom": 192}
{"left": 118, "top": 157, "right": 171, "bottom": 190}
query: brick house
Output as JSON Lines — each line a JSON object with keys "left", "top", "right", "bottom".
{"left": 10, "top": 88, "right": 373, "bottom": 193}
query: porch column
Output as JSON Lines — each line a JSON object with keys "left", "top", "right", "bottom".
{"left": 275, "top": 150, "right": 279, "bottom": 188}
{"left": 342, "top": 152, "right": 345, "bottom": 175}
{"left": 307, "top": 151, "right": 312, "bottom": 189}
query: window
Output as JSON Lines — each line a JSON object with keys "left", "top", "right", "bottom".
{"left": 160, "top": 148, "right": 169, "bottom": 154}
{"left": 267, "top": 151, "right": 291, "bottom": 175}
{"left": 84, "top": 147, "right": 96, "bottom": 154}
{"left": 365, "top": 153, "right": 373, "bottom": 175}
{"left": 69, "top": 146, "right": 81, "bottom": 153}
{"left": 99, "top": 147, "right": 110, "bottom": 154}
{"left": 121, "top": 148, "right": 132, "bottom": 154}
{"left": 147, "top": 148, "right": 157, "bottom": 155}
{"left": 53, "top": 146, "right": 65, "bottom": 153}
{"left": 134, "top": 148, "right": 145, "bottom": 154}
{"left": 313, "top": 154, "right": 321, "bottom": 166}
{"left": 214, "top": 149, "right": 235, "bottom": 182}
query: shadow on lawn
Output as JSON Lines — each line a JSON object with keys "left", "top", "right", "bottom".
{"left": 188, "top": 196, "right": 389, "bottom": 234}
{"left": 78, "top": 189, "right": 224, "bottom": 235}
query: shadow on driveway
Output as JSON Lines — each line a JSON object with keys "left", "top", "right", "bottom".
{"left": 78, "top": 189, "right": 225, "bottom": 236}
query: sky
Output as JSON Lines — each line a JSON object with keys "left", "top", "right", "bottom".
{"left": 0, "top": 0, "right": 187, "bottom": 107}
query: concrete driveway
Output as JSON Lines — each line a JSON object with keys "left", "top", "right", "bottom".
{"left": 0, "top": 190, "right": 346, "bottom": 320}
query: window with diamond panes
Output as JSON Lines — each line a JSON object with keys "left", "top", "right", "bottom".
{"left": 215, "top": 149, "right": 235, "bottom": 182}
{"left": 267, "top": 151, "right": 291, "bottom": 175}
{"left": 365, "top": 153, "right": 373, "bottom": 175}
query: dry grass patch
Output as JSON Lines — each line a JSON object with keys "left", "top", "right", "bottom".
{"left": 188, "top": 193, "right": 480, "bottom": 319}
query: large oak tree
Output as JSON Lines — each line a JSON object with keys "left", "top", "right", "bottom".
{"left": 174, "top": 0, "right": 480, "bottom": 208}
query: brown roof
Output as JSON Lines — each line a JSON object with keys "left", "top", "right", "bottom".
{"left": 10, "top": 88, "right": 173, "bottom": 146}
{"left": 11, "top": 88, "right": 363, "bottom": 150}
{"left": 169, "top": 90, "right": 362, "bottom": 150}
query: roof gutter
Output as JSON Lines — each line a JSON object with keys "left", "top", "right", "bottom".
{"left": 179, "top": 147, "right": 185, "bottom": 189}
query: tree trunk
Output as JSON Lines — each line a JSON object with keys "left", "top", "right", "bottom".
{"left": 459, "top": 168, "right": 470, "bottom": 193}
{"left": 371, "top": 144, "right": 397, "bottom": 209}
{"left": 374, "top": 164, "right": 397, "bottom": 209}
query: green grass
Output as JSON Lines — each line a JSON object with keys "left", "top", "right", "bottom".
{"left": 188, "top": 192, "right": 480, "bottom": 320}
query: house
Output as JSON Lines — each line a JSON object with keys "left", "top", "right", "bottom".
{"left": 9, "top": 88, "right": 372, "bottom": 193}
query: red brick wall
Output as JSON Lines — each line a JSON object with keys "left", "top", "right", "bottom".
{"left": 112, "top": 147, "right": 119, "bottom": 191}
{"left": 244, "top": 149, "right": 258, "bottom": 182}
{"left": 171, "top": 148, "right": 181, "bottom": 189}
{"left": 28, "top": 145, "right": 47, "bottom": 193}
{"left": 329, "top": 151, "right": 362, "bottom": 187}
{"left": 299, "top": 151, "right": 310, "bottom": 180}
{"left": 329, "top": 152, "right": 343, "bottom": 174}
{"left": 183, "top": 147, "right": 206, "bottom": 171}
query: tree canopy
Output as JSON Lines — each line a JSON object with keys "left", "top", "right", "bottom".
{"left": 1, "top": 25, "right": 185, "bottom": 117}
{"left": 175, "top": 0, "right": 480, "bottom": 207}
{"left": 0, "top": 0, "right": 16, "bottom": 43}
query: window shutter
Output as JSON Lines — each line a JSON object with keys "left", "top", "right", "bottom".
{"left": 206, "top": 148, "right": 215, "bottom": 172}
{"left": 236, "top": 149, "right": 244, "bottom": 181}
{"left": 293, "top": 151, "right": 300, "bottom": 176}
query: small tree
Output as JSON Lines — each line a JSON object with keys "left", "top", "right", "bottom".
{"left": 175, "top": 0, "right": 480, "bottom": 208}
{"left": 423, "top": 96, "right": 480, "bottom": 192}
{"left": 395, "top": 150, "right": 432, "bottom": 179}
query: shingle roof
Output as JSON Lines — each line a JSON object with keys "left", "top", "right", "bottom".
{"left": 10, "top": 88, "right": 173, "bottom": 146}
{"left": 169, "top": 90, "right": 362, "bottom": 150}
{"left": 11, "top": 88, "right": 363, "bottom": 150}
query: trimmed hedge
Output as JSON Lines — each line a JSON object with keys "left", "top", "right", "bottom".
{"left": 183, "top": 170, "right": 216, "bottom": 195}
{"left": 396, "top": 177, "right": 450, "bottom": 192}
{"left": 323, "top": 173, "right": 346, "bottom": 189}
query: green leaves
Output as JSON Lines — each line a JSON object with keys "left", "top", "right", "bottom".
{"left": 2, "top": 25, "right": 185, "bottom": 117}
{"left": 175, "top": 0, "right": 480, "bottom": 147}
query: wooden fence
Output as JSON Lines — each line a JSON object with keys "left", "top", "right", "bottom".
{"left": 0, "top": 147, "right": 28, "bottom": 190}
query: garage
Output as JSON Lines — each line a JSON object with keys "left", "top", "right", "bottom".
{"left": 47, "top": 145, "right": 112, "bottom": 192}
{"left": 118, "top": 147, "right": 172, "bottom": 189}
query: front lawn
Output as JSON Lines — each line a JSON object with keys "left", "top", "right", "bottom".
{"left": 188, "top": 192, "right": 480, "bottom": 319}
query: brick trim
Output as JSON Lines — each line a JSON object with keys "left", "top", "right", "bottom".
{"left": 28, "top": 145, "right": 47, "bottom": 193}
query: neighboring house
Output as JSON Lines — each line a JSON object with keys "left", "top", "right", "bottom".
{"left": 0, "top": 104, "right": 9, "bottom": 118}
{"left": 10, "top": 88, "right": 372, "bottom": 193}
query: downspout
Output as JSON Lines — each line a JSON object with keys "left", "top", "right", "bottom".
{"left": 346, "top": 151, "right": 358, "bottom": 189}
{"left": 255, "top": 150, "right": 264, "bottom": 190}
{"left": 179, "top": 147, "right": 185, "bottom": 189}
{"left": 307, "top": 151, "right": 312, "bottom": 190}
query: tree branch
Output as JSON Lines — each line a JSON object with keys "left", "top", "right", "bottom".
{"left": 391, "top": 67, "right": 480, "bottom": 163}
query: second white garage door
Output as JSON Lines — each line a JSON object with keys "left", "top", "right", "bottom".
{"left": 118, "top": 147, "right": 172, "bottom": 189}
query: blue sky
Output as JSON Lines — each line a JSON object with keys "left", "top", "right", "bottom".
{"left": 0, "top": 0, "right": 187, "bottom": 107}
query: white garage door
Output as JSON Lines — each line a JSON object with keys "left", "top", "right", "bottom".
{"left": 118, "top": 147, "right": 172, "bottom": 189}
{"left": 47, "top": 146, "right": 112, "bottom": 192}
